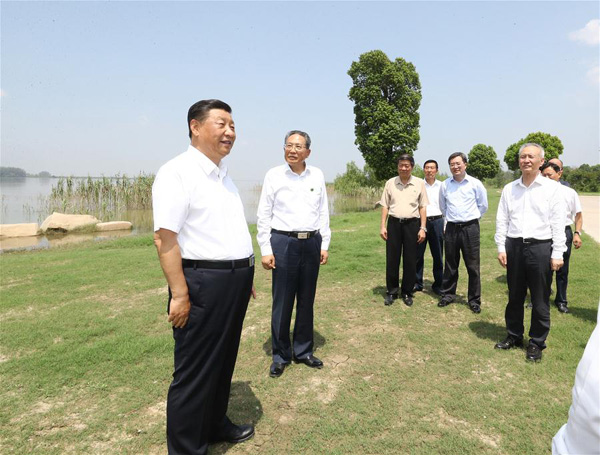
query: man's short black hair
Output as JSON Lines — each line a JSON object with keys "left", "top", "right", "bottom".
{"left": 187, "top": 99, "right": 232, "bottom": 139}
{"left": 423, "top": 159, "right": 438, "bottom": 169}
{"left": 448, "top": 152, "right": 467, "bottom": 164}
{"left": 397, "top": 154, "right": 415, "bottom": 167}
{"left": 540, "top": 162, "right": 561, "bottom": 173}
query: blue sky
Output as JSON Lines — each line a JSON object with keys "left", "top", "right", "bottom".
{"left": 1, "top": 1, "right": 598, "bottom": 180}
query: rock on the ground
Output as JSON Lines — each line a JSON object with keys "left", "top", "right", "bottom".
{"left": 0, "top": 223, "right": 40, "bottom": 238}
{"left": 95, "top": 221, "right": 133, "bottom": 231}
{"left": 40, "top": 212, "right": 99, "bottom": 233}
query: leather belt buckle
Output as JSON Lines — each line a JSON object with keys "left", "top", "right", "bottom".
{"left": 297, "top": 232, "right": 309, "bottom": 239}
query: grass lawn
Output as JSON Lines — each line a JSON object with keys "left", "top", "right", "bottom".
{"left": 1, "top": 190, "right": 598, "bottom": 454}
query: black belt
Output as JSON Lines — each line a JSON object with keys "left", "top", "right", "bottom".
{"left": 448, "top": 219, "right": 478, "bottom": 227}
{"left": 427, "top": 215, "right": 443, "bottom": 221}
{"left": 182, "top": 256, "right": 255, "bottom": 270}
{"left": 271, "top": 229, "right": 318, "bottom": 239}
{"left": 389, "top": 216, "right": 419, "bottom": 223}
{"left": 511, "top": 237, "right": 552, "bottom": 244}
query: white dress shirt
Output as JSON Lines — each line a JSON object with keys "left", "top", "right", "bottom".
{"left": 559, "top": 185, "right": 582, "bottom": 227}
{"left": 152, "top": 145, "right": 253, "bottom": 260}
{"left": 439, "top": 174, "right": 488, "bottom": 222}
{"left": 424, "top": 179, "right": 443, "bottom": 217}
{"left": 256, "top": 164, "right": 331, "bottom": 256}
{"left": 495, "top": 173, "right": 567, "bottom": 260}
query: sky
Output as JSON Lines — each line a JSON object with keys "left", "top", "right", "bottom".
{"left": 1, "top": 1, "right": 598, "bottom": 181}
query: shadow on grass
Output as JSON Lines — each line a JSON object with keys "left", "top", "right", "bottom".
{"left": 211, "top": 380, "right": 263, "bottom": 455}
{"left": 568, "top": 306, "right": 598, "bottom": 324}
{"left": 495, "top": 273, "right": 507, "bottom": 284}
{"left": 262, "top": 330, "right": 327, "bottom": 357}
{"left": 469, "top": 320, "right": 506, "bottom": 342}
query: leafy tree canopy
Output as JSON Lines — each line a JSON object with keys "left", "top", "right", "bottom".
{"left": 468, "top": 143, "right": 500, "bottom": 180}
{"left": 0, "top": 166, "right": 27, "bottom": 178}
{"left": 348, "top": 50, "right": 421, "bottom": 181}
{"left": 504, "top": 132, "right": 564, "bottom": 171}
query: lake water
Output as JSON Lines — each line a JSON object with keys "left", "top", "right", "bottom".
{"left": 0, "top": 177, "right": 375, "bottom": 251}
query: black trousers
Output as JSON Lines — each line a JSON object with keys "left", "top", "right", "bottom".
{"left": 504, "top": 237, "right": 552, "bottom": 349}
{"left": 166, "top": 265, "right": 254, "bottom": 455}
{"left": 440, "top": 220, "right": 481, "bottom": 305}
{"left": 552, "top": 226, "right": 573, "bottom": 306}
{"left": 271, "top": 232, "right": 321, "bottom": 364}
{"left": 415, "top": 216, "right": 444, "bottom": 292}
{"left": 386, "top": 216, "right": 419, "bottom": 296}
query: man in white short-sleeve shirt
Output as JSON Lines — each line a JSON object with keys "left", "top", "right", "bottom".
{"left": 153, "top": 99, "right": 255, "bottom": 455}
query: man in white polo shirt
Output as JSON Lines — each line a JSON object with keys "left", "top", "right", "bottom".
{"left": 257, "top": 130, "right": 331, "bottom": 378}
{"left": 153, "top": 99, "right": 255, "bottom": 455}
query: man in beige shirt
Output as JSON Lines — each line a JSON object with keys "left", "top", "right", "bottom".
{"left": 380, "top": 154, "right": 428, "bottom": 306}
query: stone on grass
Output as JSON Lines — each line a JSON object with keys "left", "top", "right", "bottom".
{"left": 95, "top": 221, "right": 133, "bottom": 232}
{"left": 0, "top": 223, "right": 40, "bottom": 238}
{"left": 40, "top": 212, "right": 99, "bottom": 233}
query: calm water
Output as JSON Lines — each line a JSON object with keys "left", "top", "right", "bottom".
{"left": 0, "top": 177, "right": 374, "bottom": 251}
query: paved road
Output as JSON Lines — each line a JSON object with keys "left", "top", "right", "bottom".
{"left": 580, "top": 195, "right": 599, "bottom": 243}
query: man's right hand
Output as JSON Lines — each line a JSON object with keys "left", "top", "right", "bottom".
{"left": 497, "top": 252, "right": 507, "bottom": 268}
{"left": 262, "top": 255, "right": 276, "bottom": 270}
{"left": 168, "top": 295, "right": 191, "bottom": 328}
{"left": 380, "top": 227, "right": 388, "bottom": 241}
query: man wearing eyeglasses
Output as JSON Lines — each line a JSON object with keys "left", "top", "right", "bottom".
{"left": 257, "top": 130, "right": 331, "bottom": 378}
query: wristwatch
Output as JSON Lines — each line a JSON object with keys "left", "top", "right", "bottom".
{"left": 574, "top": 231, "right": 581, "bottom": 236}
{"left": 419, "top": 226, "right": 427, "bottom": 232}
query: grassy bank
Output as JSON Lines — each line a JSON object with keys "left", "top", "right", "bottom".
{"left": 1, "top": 191, "right": 598, "bottom": 454}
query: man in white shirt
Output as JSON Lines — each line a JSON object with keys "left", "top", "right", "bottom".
{"left": 153, "top": 100, "right": 256, "bottom": 455}
{"left": 257, "top": 130, "right": 331, "bottom": 378}
{"left": 541, "top": 162, "right": 583, "bottom": 314}
{"left": 494, "top": 143, "right": 566, "bottom": 362}
{"left": 414, "top": 159, "right": 444, "bottom": 295}
{"left": 548, "top": 157, "right": 571, "bottom": 187}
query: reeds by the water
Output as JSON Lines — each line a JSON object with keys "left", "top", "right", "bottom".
{"left": 47, "top": 174, "right": 154, "bottom": 219}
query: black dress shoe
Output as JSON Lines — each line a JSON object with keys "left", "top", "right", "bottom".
{"left": 494, "top": 336, "right": 523, "bottom": 350}
{"left": 269, "top": 362, "right": 287, "bottom": 378}
{"left": 293, "top": 354, "right": 323, "bottom": 369}
{"left": 210, "top": 421, "right": 255, "bottom": 444}
{"left": 526, "top": 344, "right": 542, "bottom": 362}
{"left": 412, "top": 285, "right": 423, "bottom": 292}
{"left": 402, "top": 294, "right": 413, "bottom": 306}
{"left": 384, "top": 294, "right": 396, "bottom": 306}
{"left": 438, "top": 297, "right": 453, "bottom": 307}
{"left": 468, "top": 302, "right": 481, "bottom": 314}
{"left": 557, "top": 303, "right": 570, "bottom": 313}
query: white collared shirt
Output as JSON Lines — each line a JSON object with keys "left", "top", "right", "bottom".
{"left": 495, "top": 173, "right": 567, "bottom": 259}
{"left": 256, "top": 164, "right": 331, "bottom": 256}
{"left": 152, "top": 145, "right": 253, "bottom": 260}
{"left": 559, "top": 184, "right": 582, "bottom": 226}
{"left": 424, "top": 179, "right": 443, "bottom": 217}
{"left": 439, "top": 173, "right": 488, "bottom": 222}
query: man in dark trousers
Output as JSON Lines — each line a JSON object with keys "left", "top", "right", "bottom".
{"left": 257, "top": 130, "right": 331, "bottom": 378}
{"left": 153, "top": 99, "right": 256, "bottom": 455}
{"left": 494, "top": 143, "right": 566, "bottom": 362}
{"left": 379, "top": 154, "right": 428, "bottom": 307}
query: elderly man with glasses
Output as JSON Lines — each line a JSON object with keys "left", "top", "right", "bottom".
{"left": 257, "top": 130, "right": 331, "bottom": 378}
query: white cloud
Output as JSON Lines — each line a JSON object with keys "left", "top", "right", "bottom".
{"left": 569, "top": 19, "right": 600, "bottom": 46}
{"left": 587, "top": 65, "right": 600, "bottom": 87}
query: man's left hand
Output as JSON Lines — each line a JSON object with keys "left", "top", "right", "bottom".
{"left": 250, "top": 284, "right": 256, "bottom": 299}
{"left": 551, "top": 258, "right": 564, "bottom": 271}
{"left": 573, "top": 234, "right": 582, "bottom": 249}
{"left": 417, "top": 230, "right": 426, "bottom": 244}
{"left": 320, "top": 250, "right": 329, "bottom": 265}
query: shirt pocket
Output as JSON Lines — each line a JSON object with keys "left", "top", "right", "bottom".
{"left": 303, "top": 185, "right": 322, "bottom": 210}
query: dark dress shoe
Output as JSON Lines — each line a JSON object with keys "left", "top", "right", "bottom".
{"left": 438, "top": 297, "right": 452, "bottom": 307}
{"left": 269, "top": 362, "right": 287, "bottom": 377}
{"left": 293, "top": 354, "right": 323, "bottom": 369}
{"left": 526, "top": 344, "right": 542, "bottom": 362}
{"left": 412, "top": 285, "right": 423, "bottom": 292}
{"left": 384, "top": 294, "right": 396, "bottom": 306}
{"left": 210, "top": 421, "right": 255, "bottom": 444}
{"left": 468, "top": 302, "right": 481, "bottom": 314}
{"left": 494, "top": 336, "right": 523, "bottom": 350}
{"left": 402, "top": 294, "right": 413, "bottom": 306}
{"left": 557, "top": 303, "right": 570, "bottom": 313}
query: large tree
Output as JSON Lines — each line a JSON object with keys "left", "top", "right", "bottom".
{"left": 468, "top": 144, "right": 500, "bottom": 180}
{"left": 348, "top": 50, "right": 421, "bottom": 181}
{"left": 504, "top": 132, "right": 564, "bottom": 171}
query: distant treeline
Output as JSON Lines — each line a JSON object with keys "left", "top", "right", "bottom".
{"left": 0, "top": 167, "right": 52, "bottom": 178}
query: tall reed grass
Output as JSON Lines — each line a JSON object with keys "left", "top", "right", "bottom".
{"left": 47, "top": 174, "right": 154, "bottom": 220}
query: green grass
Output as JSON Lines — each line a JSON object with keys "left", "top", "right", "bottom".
{"left": 1, "top": 191, "right": 598, "bottom": 454}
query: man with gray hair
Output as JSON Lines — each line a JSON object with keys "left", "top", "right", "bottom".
{"left": 494, "top": 143, "right": 566, "bottom": 362}
{"left": 257, "top": 130, "right": 331, "bottom": 378}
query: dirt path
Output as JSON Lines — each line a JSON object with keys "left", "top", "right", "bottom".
{"left": 580, "top": 195, "right": 599, "bottom": 243}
